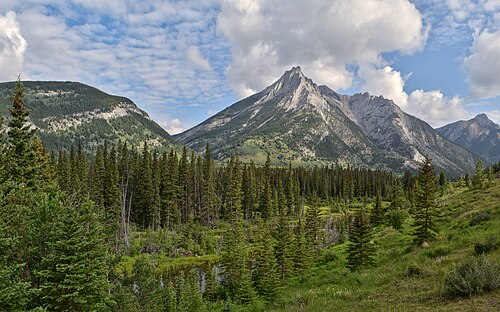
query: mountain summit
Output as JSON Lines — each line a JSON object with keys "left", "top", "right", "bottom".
{"left": 175, "top": 67, "right": 477, "bottom": 175}
{"left": 437, "top": 114, "right": 499, "bottom": 164}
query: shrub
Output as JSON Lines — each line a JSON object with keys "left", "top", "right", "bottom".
{"left": 385, "top": 209, "right": 409, "bottom": 231}
{"left": 424, "top": 246, "right": 450, "bottom": 259}
{"left": 318, "top": 248, "right": 338, "bottom": 264}
{"left": 469, "top": 213, "right": 491, "bottom": 226}
{"left": 406, "top": 264, "right": 423, "bottom": 277}
{"left": 444, "top": 257, "right": 500, "bottom": 297}
{"left": 474, "top": 237, "right": 498, "bottom": 255}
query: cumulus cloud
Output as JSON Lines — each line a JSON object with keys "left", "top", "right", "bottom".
{"left": 359, "top": 66, "right": 409, "bottom": 108}
{"left": 359, "top": 64, "right": 469, "bottom": 127}
{"left": 464, "top": 30, "right": 500, "bottom": 99}
{"left": 158, "top": 117, "right": 186, "bottom": 135}
{"left": 0, "top": 11, "right": 27, "bottom": 81}
{"left": 217, "top": 0, "right": 429, "bottom": 97}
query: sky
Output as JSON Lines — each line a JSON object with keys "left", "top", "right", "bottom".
{"left": 0, "top": 0, "right": 499, "bottom": 134}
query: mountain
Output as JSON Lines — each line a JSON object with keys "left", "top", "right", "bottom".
{"left": 175, "top": 66, "right": 477, "bottom": 176}
{"left": 437, "top": 114, "right": 500, "bottom": 164}
{"left": 0, "top": 81, "right": 178, "bottom": 152}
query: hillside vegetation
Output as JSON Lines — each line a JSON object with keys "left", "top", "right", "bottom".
{"left": 246, "top": 182, "right": 500, "bottom": 311}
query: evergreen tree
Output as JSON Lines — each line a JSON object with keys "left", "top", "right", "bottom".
{"left": 292, "top": 218, "right": 309, "bottom": 275}
{"left": 274, "top": 182, "right": 293, "bottom": 283}
{"left": 412, "top": 156, "right": 438, "bottom": 245}
{"left": 472, "top": 159, "right": 484, "bottom": 190}
{"left": 221, "top": 157, "right": 256, "bottom": 302}
{"left": 252, "top": 221, "right": 279, "bottom": 300}
{"left": 5, "top": 78, "right": 38, "bottom": 187}
{"left": 346, "top": 208, "right": 375, "bottom": 271}
{"left": 305, "top": 192, "right": 321, "bottom": 256}
{"left": 37, "top": 199, "right": 112, "bottom": 311}
{"left": 260, "top": 153, "right": 273, "bottom": 219}
{"left": 370, "top": 192, "right": 384, "bottom": 226}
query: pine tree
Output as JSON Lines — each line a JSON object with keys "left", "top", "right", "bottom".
{"left": 370, "top": 192, "right": 384, "bottom": 226}
{"left": 292, "top": 218, "right": 309, "bottom": 275}
{"left": 221, "top": 157, "right": 256, "bottom": 302}
{"left": 472, "top": 159, "right": 484, "bottom": 190}
{"left": 305, "top": 192, "right": 321, "bottom": 257}
{"left": 201, "top": 144, "right": 217, "bottom": 225}
{"left": 37, "top": 199, "right": 112, "bottom": 311}
{"left": 5, "top": 78, "right": 38, "bottom": 187}
{"left": 346, "top": 208, "right": 375, "bottom": 271}
{"left": 412, "top": 156, "right": 438, "bottom": 245}
{"left": 252, "top": 221, "right": 279, "bottom": 300}
{"left": 274, "top": 182, "right": 293, "bottom": 283}
{"left": 260, "top": 153, "right": 273, "bottom": 219}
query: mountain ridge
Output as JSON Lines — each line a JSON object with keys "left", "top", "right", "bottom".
{"left": 176, "top": 67, "right": 478, "bottom": 176}
{"left": 0, "top": 81, "right": 179, "bottom": 152}
{"left": 437, "top": 114, "right": 500, "bottom": 164}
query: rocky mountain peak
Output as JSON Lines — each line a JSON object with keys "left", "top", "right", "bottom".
{"left": 473, "top": 113, "right": 497, "bottom": 128}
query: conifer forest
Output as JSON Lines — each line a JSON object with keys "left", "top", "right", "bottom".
{"left": 1, "top": 81, "right": 499, "bottom": 311}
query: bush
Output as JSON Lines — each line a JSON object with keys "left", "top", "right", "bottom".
{"left": 469, "top": 213, "right": 491, "bottom": 226}
{"left": 318, "top": 249, "right": 338, "bottom": 264}
{"left": 474, "top": 237, "right": 498, "bottom": 255}
{"left": 424, "top": 246, "right": 450, "bottom": 259}
{"left": 406, "top": 264, "right": 423, "bottom": 277}
{"left": 444, "top": 257, "right": 500, "bottom": 297}
{"left": 385, "top": 209, "right": 409, "bottom": 231}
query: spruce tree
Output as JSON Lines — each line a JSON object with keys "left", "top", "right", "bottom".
{"left": 346, "top": 208, "right": 375, "bottom": 271}
{"left": 260, "top": 153, "right": 273, "bottom": 219}
{"left": 253, "top": 221, "right": 279, "bottom": 300}
{"left": 221, "top": 156, "right": 256, "bottom": 302}
{"left": 292, "top": 218, "right": 309, "bottom": 275}
{"left": 412, "top": 156, "right": 438, "bottom": 245}
{"left": 37, "top": 199, "right": 112, "bottom": 311}
{"left": 6, "top": 78, "right": 38, "bottom": 187}
{"left": 274, "top": 182, "right": 293, "bottom": 283}
{"left": 472, "top": 159, "right": 484, "bottom": 190}
{"left": 305, "top": 192, "right": 321, "bottom": 256}
{"left": 370, "top": 192, "right": 384, "bottom": 226}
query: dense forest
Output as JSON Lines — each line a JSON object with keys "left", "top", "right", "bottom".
{"left": 1, "top": 81, "right": 499, "bottom": 311}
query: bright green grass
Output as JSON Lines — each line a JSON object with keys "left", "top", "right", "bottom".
{"left": 240, "top": 181, "right": 500, "bottom": 312}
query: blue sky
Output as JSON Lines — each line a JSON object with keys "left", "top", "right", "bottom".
{"left": 0, "top": 0, "right": 499, "bottom": 133}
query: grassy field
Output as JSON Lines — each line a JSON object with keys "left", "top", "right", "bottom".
{"left": 240, "top": 182, "right": 500, "bottom": 311}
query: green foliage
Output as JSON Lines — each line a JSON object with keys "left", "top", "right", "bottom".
{"left": 472, "top": 160, "right": 484, "bottom": 190}
{"left": 37, "top": 199, "right": 113, "bottom": 311}
{"left": 469, "top": 213, "right": 491, "bottom": 226}
{"left": 346, "top": 208, "right": 375, "bottom": 271}
{"left": 474, "top": 236, "right": 498, "bottom": 255}
{"left": 444, "top": 257, "right": 500, "bottom": 297}
{"left": 252, "top": 222, "right": 279, "bottom": 300}
{"left": 412, "top": 156, "right": 439, "bottom": 245}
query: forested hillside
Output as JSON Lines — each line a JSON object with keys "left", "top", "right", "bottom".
{"left": 1, "top": 81, "right": 499, "bottom": 311}
{"left": 0, "top": 81, "right": 178, "bottom": 153}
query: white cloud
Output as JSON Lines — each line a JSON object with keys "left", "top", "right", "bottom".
{"left": 359, "top": 65, "right": 469, "bottom": 127}
{"left": 186, "top": 46, "right": 211, "bottom": 71}
{"left": 484, "top": 110, "right": 500, "bottom": 124}
{"left": 407, "top": 90, "right": 469, "bottom": 127}
{"left": 157, "top": 117, "right": 186, "bottom": 135}
{"left": 464, "top": 30, "right": 500, "bottom": 99}
{"left": 0, "top": 11, "right": 27, "bottom": 81}
{"left": 217, "top": 0, "right": 429, "bottom": 97}
{"left": 358, "top": 66, "right": 409, "bottom": 107}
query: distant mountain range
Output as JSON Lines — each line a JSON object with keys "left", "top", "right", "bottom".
{"left": 0, "top": 81, "right": 178, "bottom": 152}
{"left": 175, "top": 67, "right": 478, "bottom": 176}
{"left": 2, "top": 71, "right": 496, "bottom": 176}
{"left": 437, "top": 114, "right": 500, "bottom": 164}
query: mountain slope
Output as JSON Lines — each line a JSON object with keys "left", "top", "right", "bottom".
{"left": 0, "top": 81, "right": 178, "bottom": 152}
{"left": 176, "top": 67, "right": 477, "bottom": 175}
{"left": 437, "top": 114, "right": 500, "bottom": 164}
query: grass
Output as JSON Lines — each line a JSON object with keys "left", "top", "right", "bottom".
{"left": 240, "top": 181, "right": 500, "bottom": 311}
